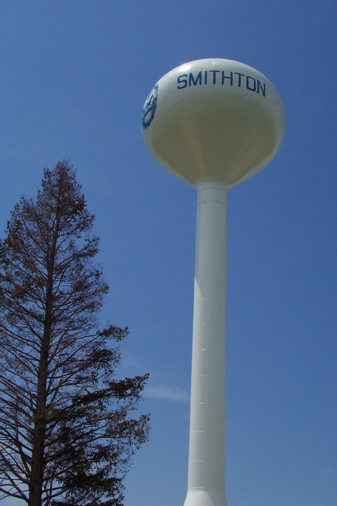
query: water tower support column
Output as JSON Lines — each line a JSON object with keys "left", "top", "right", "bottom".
{"left": 184, "top": 181, "right": 229, "bottom": 506}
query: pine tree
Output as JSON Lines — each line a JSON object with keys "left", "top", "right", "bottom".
{"left": 0, "top": 161, "right": 149, "bottom": 506}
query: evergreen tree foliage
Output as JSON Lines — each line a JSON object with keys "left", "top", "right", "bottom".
{"left": 0, "top": 161, "right": 150, "bottom": 506}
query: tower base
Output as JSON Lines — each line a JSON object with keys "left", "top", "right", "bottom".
{"left": 184, "top": 490, "right": 228, "bottom": 506}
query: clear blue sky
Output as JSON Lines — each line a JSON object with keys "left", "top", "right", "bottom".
{"left": 1, "top": 2, "right": 336, "bottom": 506}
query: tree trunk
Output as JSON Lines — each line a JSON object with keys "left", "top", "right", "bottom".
{"left": 28, "top": 316, "right": 52, "bottom": 506}
{"left": 29, "top": 216, "right": 58, "bottom": 506}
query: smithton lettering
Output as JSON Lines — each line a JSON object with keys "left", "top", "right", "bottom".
{"left": 177, "top": 70, "right": 266, "bottom": 96}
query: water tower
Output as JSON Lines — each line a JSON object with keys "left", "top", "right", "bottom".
{"left": 141, "top": 58, "right": 285, "bottom": 506}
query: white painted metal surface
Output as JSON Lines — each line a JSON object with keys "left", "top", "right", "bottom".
{"left": 141, "top": 58, "right": 285, "bottom": 506}
{"left": 142, "top": 58, "right": 285, "bottom": 188}
{"left": 185, "top": 182, "right": 228, "bottom": 506}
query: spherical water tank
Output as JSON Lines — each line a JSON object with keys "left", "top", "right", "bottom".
{"left": 142, "top": 58, "right": 285, "bottom": 188}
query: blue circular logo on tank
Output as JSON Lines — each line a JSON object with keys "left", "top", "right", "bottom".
{"left": 142, "top": 84, "right": 158, "bottom": 130}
